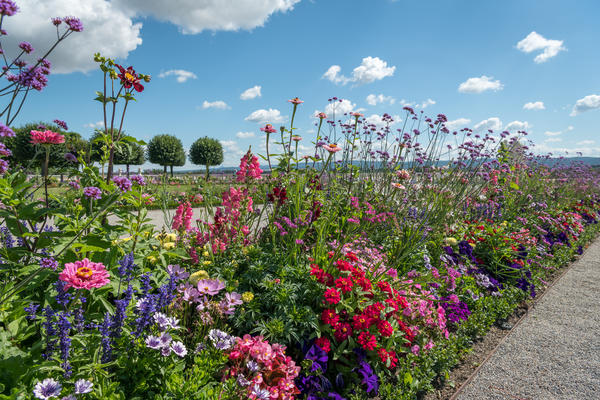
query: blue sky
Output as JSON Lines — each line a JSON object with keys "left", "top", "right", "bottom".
{"left": 6, "top": 0, "right": 600, "bottom": 167}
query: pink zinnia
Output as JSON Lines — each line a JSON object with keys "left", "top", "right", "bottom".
{"left": 30, "top": 130, "right": 65, "bottom": 145}
{"left": 291, "top": 135, "right": 302, "bottom": 142}
{"left": 288, "top": 97, "right": 303, "bottom": 104}
{"left": 322, "top": 143, "right": 342, "bottom": 153}
{"left": 260, "top": 124, "right": 277, "bottom": 134}
{"left": 59, "top": 258, "right": 110, "bottom": 290}
{"left": 316, "top": 112, "right": 327, "bottom": 119}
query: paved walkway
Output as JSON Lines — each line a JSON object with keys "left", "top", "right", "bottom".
{"left": 457, "top": 238, "right": 600, "bottom": 400}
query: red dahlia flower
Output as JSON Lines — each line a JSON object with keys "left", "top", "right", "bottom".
{"left": 115, "top": 64, "right": 144, "bottom": 92}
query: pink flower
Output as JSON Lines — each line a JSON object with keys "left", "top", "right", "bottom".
{"left": 30, "top": 130, "right": 65, "bottom": 145}
{"left": 236, "top": 150, "right": 262, "bottom": 182}
{"left": 288, "top": 97, "right": 303, "bottom": 104}
{"left": 59, "top": 258, "right": 110, "bottom": 290}
{"left": 391, "top": 182, "right": 405, "bottom": 190}
{"left": 322, "top": 143, "right": 342, "bottom": 153}
{"left": 316, "top": 112, "right": 327, "bottom": 119}
{"left": 395, "top": 169, "right": 411, "bottom": 180}
{"left": 351, "top": 112, "right": 364, "bottom": 118}
{"left": 291, "top": 135, "right": 302, "bottom": 142}
{"left": 260, "top": 124, "right": 277, "bottom": 134}
{"left": 172, "top": 201, "right": 193, "bottom": 231}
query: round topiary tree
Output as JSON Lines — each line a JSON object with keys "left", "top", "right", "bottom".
{"left": 189, "top": 136, "right": 224, "bottom": 180}
{"left": 114, "top": 137, "right": 146, "bottom": 177}
{"left": 147, "top": 134, "right": 185, "bottom": 176}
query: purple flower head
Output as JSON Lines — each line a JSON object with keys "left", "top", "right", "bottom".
{"left": 171, "top": 341, "right": 187, "bottom": 357}
{"left": 0, "top": 159, "right": 8, "bottom": 174}
{"left": 25, "top": 303, "right": 40, "bottom": 321}
{"left": 158, "top": 332, "right": 172, "bottom": 347}
{"left": 63, "top": 17, "right": 83, "bottom": 32}
{"left": 41, "top": 257, "right": 59, "bottom": 270}
{"left": 305, "top": 343, "right": 328, "bottom": 372}
{"left": 250, "top": 384, "right": 271, "bottom": 400}
{"left": 0, "top": 0, "right": 18, "bottom": 17}
{"left": 113, "top": 176, "right": 132, "bottom": 192}
{"left": 19, "top": 41, "right": 34, "bottom": 54}
{"left": 145, "top": 335, "right": 162, "bottom": 349}
{"left": 355, "top": 360, "right": 378, "bottom": 394}
{"left": 167, "top": 264, "right": 189, "bottom": 281}
{"left": 0, "top": 123, "right": 15, "bottom": 137}
{"left": 197, "top": 279, "right": 225, "bottom": 296}
{"left": 53, "top": 119, "right": 68, "bottom": 130}
{"left": 208, "top": 329, "right": 235, "bottom": 350}
{"left": 10, "top": 66, "right": 48, "bottom": 91}
{"left": 74, "top": 379, "right": 93, "bottom": 394}
{"left": 161, "top": 346, "right": 171, "bottom": 356}
{"left": 64, "top": 153, "right": 77, "bottom": 162}
{"left": 247, "top": 360, "right": 260, "bottom": 372}
{"left": 51, "top": 17, "right": 62, "bottom": 26}
{"left": 83, "top": 186, "right": 102, "bottom": 200}
{"left": 131, "top": 174, "right": 146, "bottom": 186}
{"left": 33, "top": 378, "right": 62, "bottom": 399}
{"left": 0, "top": 142, "right": 11, "bottom": 156}
{"left": 68, "top": 181, "right": 80, "bottom": 189}
{"left": 117, "top": 252, "right": 137, "bottom": 280}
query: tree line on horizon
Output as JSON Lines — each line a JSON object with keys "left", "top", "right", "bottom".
{"left": 0, "top": 121, "right": 224, "bottom": 179}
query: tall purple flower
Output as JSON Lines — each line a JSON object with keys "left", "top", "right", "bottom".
{"left": 25, "top": 303, "right": 40, "bottom": 321}
{"left": 41, "top": 306, "right": 57, "bottom": 360}
{"left": 117, "top": 252, "right": 137, "bottom": 281}
{"left": 63, "top": 16, "right": 83, "bottom": 32}
{"left": 83, "top": 186, "right": 102, "bottom": 200}
{"left": 19, "top": 41, "right": 34, "bottom": 53}
{"left": 53, "top": 119, "right": 68, "bottom": 130}
{"left": 0, "top": 123, "right": 15, "bottom": 137}
{"left": 41, "top": 257, "right": 59, "bottom": 270}
{"left": 113, "top": 176, "right": 132, "bottom": 192}
{"left": 0, "top": 0, "right": 18, "bottom": 17}
{"left": 99, "top": 312, "right": 113, "bottom": 363}
{"left": 57, "top": 312, "right": 72, "bottom": 377}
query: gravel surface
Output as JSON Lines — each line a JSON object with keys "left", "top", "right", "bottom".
{"left": 457, "top": 239, "right": 600, "bottom": 400}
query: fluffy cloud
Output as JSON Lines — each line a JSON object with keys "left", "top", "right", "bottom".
{"left": 473, "top": 117, "right": 502, "bottom": 132}
{"left": 201, "top": 100, "right": 229, "bottom": 110}
{"left": 567, "top": 125, "right": 574, "bottom": 131}
{"left": 544, "top": 130, "right": 562, "bottom": 136}
{"left": 245, "top": 108, "right": 285, "bottom": 124}
{"left": 570, "top": 94, "right": 600, "bottom": 116}
{"left": 113, "top": 0, "right": 300, "bottom": 34}
{"left": 516, "top": 31, "right": 566, "bottom": 63}
{"left": 3, "top": 0, "right": 142, "bottom": 73}
{"left": 523, "top": 101, "right": 545, "bottom": 110}
{"left": 220, "top": 139, "right": 245, "bottom": 166}
{"left": 84, "top": 121, "right": 104, "bottom": 130}
{"left": 458, "top": 76, "right": 503, "bottom": 94}
{"left": 323, "top": 57, "right": 395, "bottom": 85}
{"left": 324, "top": 99, "right": 356, "bottom": 117}
{"left": 159, "top": 69, "right": 198, "bottom": 83}
{"left": 444, "top": 118, "right": 471, "bottom": 132}
{"left": 240, "top": 85, "right": 262, "bottom": 100}
{"left": 236, "top": 131, "right": 255, "bottom": 139}
{"left": 577, "top": 140, "right": 595, "bottom": 146}
{"left": 420, "top": 98, "right": 436, "bottom": 109}
{"left": 504, "top": 120, "right": 530, "bottom": 132}
{"left": 366, "top": 94, "right": 395, "bottom": 106}
{"left": 545, "top": 138, "right": 562, "bottom": 143}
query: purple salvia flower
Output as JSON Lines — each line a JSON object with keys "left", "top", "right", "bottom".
{"left": 25, "top": 303, "right": 39, "bottom": 321}
{"left": 41, "top": 306, "right": 57, "bottom": 360}
{"left": 98, "top": 312, "right": 113, "bottom": 363}
{"left": 53, "top": 119, "right": 68, "bottom": 130}
{"left": 41, "top": 257, "right": 58, "bottom": 270}
{"left": 57, "top": 312, "right": 72, "bottom": 378}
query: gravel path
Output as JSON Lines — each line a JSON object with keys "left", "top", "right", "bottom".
{"left": 456, "top": 239, "right": 600, "bottom": 400}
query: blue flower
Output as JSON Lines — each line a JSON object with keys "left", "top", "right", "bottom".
{"left": 33, "top": 378, "right": 62, "bottom": 399}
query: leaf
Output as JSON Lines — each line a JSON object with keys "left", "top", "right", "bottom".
{"left": 404, "top": 372, "right": 413, "bottom": 385}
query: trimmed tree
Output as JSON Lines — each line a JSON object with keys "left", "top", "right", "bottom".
{"left": 114, "top": 137, "right": 146, "bottom": 177}
{"left": 189, "top": 136, "right": 224, "bottom": 180}
{"left": 147, "top": 134, "right": 185, "bottom": 176}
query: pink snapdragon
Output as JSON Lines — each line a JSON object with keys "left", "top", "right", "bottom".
{"left": 59, "top": 258, "right": 110, "bottom": 290}
{"left": 172, "top": 201, "right": 193, "bottom": 231}
{"left": 236, "top": 150, "right": 262, "bottom": 182}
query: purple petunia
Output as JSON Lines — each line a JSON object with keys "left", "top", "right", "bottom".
{"left": 83, "top": 186, "right": 102, "bottom": 200}
{"left": 33, "top": 378, "right": 62, "bottom": 399}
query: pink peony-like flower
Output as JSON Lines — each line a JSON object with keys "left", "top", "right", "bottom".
{"left": 316, "top": 112, "right": 327, "bottom": 119}
{"left": 288, "top": 97, "right": 303, "bottom": 104}
{"left": 59, "top": 258, "right": 110, "bottom": 290}
{"left": 322, "top": 143, "right": 342, "bottom": 153}
{"left": 260, "top": 124, "right": 277, "bottom": 134}
{"left": 30, "top": 129, "right": 65, "bottom": 145}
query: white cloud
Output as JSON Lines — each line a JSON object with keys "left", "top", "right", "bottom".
{"left": 523, "top": 101, "right": 545, "bottom": 110}
{"left": 245, "top": 108, "right": 284, "bottom": 124}
{"left": 364, "top": 114, "right": 401, "bottom": 126}
{"left": 201, "top": 100, "right": 229, "bottom": 110}
{"left": 219, "top": 139, "right": 245, "bottom": 166}
{"left": 323, "top": 56, "right": 395, "bottom": 85}
{"left": 545, "top": 138, "right": 562, "bottom": 143}
{"left": 567, "top": 125, "right": 574, "bottom": 131}
{"left": 84, "top": 121, "right": 104, "bottom": 130}
{"left": 3, "top": 0, "right": 142, "bottom": 73}
{"left": 419, "top": 98, "right": 436, "bottom": 109}
{"left": 236, "top": 131, "right": 255, "bottom": 139}
{"left": 544, "top": 130, "right": 562, "bottom": 136}
{"left": 473, "top": 117, "right": 502, "bottom": 132}
{"left": 570, "top": 94, "right": 600, "bottom": 116}
{"left": 445, "top": 118, "right": 471, "bottom": 132}
{"left": 159, "top": 69, "right": 198, "bottom": 83}
{"left": 516, "top": 31, "right": 566, "bottom": 63}
{"left": 504, "top": 120, "right": 530, "bottom": 132}
{"left": 113, "top": 0, "right": 300, "bottom": 34}
{"left": 458, "top": 76, "right": 503, "bottom": 93}
{"left": 577, "top": 140, "right": 595, "bottom": 146}
{"left": 240, "top": 85, "right": 262, "bottom": 100}
{"left": 324, "top": 99, "right": 356, "bottom": 117}
{"left": 366, "top": 94, "right": 395, "bottom": 106}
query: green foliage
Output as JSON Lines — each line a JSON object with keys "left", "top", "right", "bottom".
{"left": 189, "top": 137, "right": 223, "bottom": 178}
{"left": 147, "top": 134, "right": 185, "bottom": 173}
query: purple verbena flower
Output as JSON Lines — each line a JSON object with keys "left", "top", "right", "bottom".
{"left": 19, "top": 41, "right": 34, "bottom": 53}
{"left": 63, "top": 16, "right": 83, "bottom": 32}
{"left": 130, "top": 174, "right": 146, "bottom": 186}
{"left": 83, "top": 186, "right": 102, "bottom": 200}
{"left": 0, "top": 123, "right": 15, "bottom": 137}
{"left": 112, "top": 176, "right": 132, "bottom": 192}
{"left": 53, "top": 119, "right": 68, "bottom": 130}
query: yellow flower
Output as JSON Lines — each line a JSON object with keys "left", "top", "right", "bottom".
{"left": 469, "top": 242, "right": 476, "bottom": 248}
{"left": 189, "top": 270, "right": 209, "bottom": 285}
{"left": 443, "top": 237, "right": 458, "bottom": 246}
{"left": 241, "top": 292, "right": 254, "bottom": 302}
{"left": 147, "top": 255, "right": 157, "bottom": 264}
{"left": 202, "top": 260, "right": 212, "bottom": 266}
{"left": 202, "top": 251, "right": 210, "bottom": 257}
{"left": 166, "top": 233, "right": 177, "bottom": 242}
{"left": 162, "top": 242, "right": 176, "bottom": 250}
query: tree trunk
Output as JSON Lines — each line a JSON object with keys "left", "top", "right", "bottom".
{"left": 106, "top": 145, "right": 115, "bottom": 184}
{"left": 126, "top": 164, "right": 130, "bottom": 178}
{"left": 163, "top": 165, "right": 167, "bottom": 176}
{"left": 205, "top": 164, "right": 210, "bottom": 181}
{"left": 170, "top": 165, "right": 174, "bottom": 177}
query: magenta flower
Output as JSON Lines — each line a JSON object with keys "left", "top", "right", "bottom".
{"left": 53, "top": 119, "right": 68, "bottom": 130}
{"left": 113, "top": 176, "right": 132, "bottom": 192}
{"left": 18, "top": 42, "right": 33, "bottom": 54}
{"left": 83, "top": 186, "right": 102, "bottom": 200}
{"left": 30, "top": 130, "right": 64, "bottom": 145}
{"left": 51, "top": 17, "right": 62, "bottom": 26}
{"left": 63, "top": 16, "right": 83, "bottom": 32}
{"left": 59, "top": 258, "right": 110, "bottom": 290}
{"left": 196, "top": 279, "right": 226, "bottom": 296}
